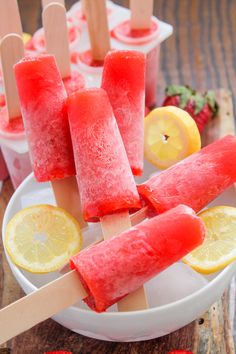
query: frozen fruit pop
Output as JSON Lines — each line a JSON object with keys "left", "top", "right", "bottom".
{"left": 67, "top": 88, "right": 141, "bottom": 222}
{"left": 71, "top": 205, "right": 205, "bottom": 312}
{"left": 138, "top": 135, "right": 236, "bottom": 216}
{"left": 14, "top": 55, "right": 85, "bottom": 226}
{"left": 0, "top": 205, "right": 205, "bottom": 343}
{"left": 67, "top": 87, "right": 146, "bottom": 311}
{"left": 14, "top": 55, "right": 75, "bottom": 181}
{"left": 102, "top": 50, "right": 146, "bottom": 176}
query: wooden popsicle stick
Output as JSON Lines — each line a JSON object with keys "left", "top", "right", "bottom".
{"left": 130, "top": 0, "right": 153, "bottom": 29}
{"left": 0, "top": 270, "right": 86, "bottom": 345}
{"left": 0, "top": 0, "right": 22, "bottom": 38}
{"left": 51, "top": 176, "right": 87, "bottom": 228}
{"left": 131, "top": 206, "right": 148, "bottom": 226}
{"left": 83, "top": 0, "right": 111, "bottom": 61}
{"left": 0, "top": 34, "right": 24, "bottom": 120}
{"left": 101, "top": 211, "right": 148, "bottom": 311}
{"left": 81, "top": 0, "right": 86, "bottom": 17}
{"left": 43, "top": 2, "right": 71, "bottom": 78}
{"left": 42, "top": 0, "right": 65, "bottom": 8}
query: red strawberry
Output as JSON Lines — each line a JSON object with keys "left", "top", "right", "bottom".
{"left": 168, "top": 351, "right": 193, "bottom": 354}
{"left": 162, "top": 85, "right": 219, "bottom": 133}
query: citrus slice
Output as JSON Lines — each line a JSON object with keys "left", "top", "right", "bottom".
{"left": 5, "top": 204, "right": 82, "bottom": 273}
{"left": 23, "top": 32, "right": 32, "bottom": 45}
{"left": 144, "top": 106, "right": 201, "bottom": 169}
{"left": 183, "top": 206, "right": 236, "bottom": 274}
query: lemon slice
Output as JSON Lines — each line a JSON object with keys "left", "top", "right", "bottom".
{"left": 183, "top": 206, "right": 236, "bottom": 274}
{"left": 5, "top": 205, "right": 82, "bottom": 273}
{"left": 144, "top": 106, "right": 201, "bottom": 169}
{"left": 23, "top": 32, "right": 32, "bottom": 45}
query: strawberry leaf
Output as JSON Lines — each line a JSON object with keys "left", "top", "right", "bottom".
{"left": 205, "top": 90, "right": 219, "bottom": 117}
{"left": 193, "top": 93, "right": 206, "bottom": 115}
{"left": 165, "top": 85, "right": 193, "bottom": 109}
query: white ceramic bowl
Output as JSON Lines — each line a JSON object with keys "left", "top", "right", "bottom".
{"left": 2, "top": 164, "right": 236, "bottom": 342}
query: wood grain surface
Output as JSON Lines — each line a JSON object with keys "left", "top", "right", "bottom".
{"left": 1, "top": 0, "right": 236, "bottom": 353}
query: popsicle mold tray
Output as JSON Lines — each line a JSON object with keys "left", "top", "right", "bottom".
{"left": 36, "top": 0, "right": 173, "bottom": 87}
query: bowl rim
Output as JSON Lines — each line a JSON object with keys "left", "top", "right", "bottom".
{"left": 2, "top": 172, "right": 236, "bottom": 319}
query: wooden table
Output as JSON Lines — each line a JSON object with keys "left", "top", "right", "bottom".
{"left": 1, "top": 0, "right": 236, "bottom": 353}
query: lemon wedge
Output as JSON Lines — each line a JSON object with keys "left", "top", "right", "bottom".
{"left": 144, "top": 106, "right": 201, "bottom": 169}
{"left": 5, "top": 205, "right": 82, "bottom": 273}
{"left": 183, "top": 206, "right": 236, "bottom": 274}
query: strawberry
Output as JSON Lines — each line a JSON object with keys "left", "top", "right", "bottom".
{"left": 162, "top": 85, "right": 219, "bottom": 133}
{"left": 168, "top": 351, "right": 193, "bottom": 354}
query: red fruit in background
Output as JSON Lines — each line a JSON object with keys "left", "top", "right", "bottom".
{"left": 162, "top": 85, "right": 219, "bottom": 133}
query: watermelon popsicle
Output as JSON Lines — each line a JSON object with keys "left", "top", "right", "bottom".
{"left": 138, "top": 135, "right": 236, "bottom": 216}
{"left": 71, "top": 205, "right": 205, "bottom": 312}
{"left": 42, "top": 2, "right": 85, "bottom": 95}
{"left": 101, "top": 50, "right": 146, "bottom": 176}
{"left": 0, "top": 205, "right": 205, "bottom": 343}
{"left": 67, "top": 88, "right": 148, "bottom": 311}
{"left": 67, "top": 88, "right": 141, "bottom": 223}
{"left": 14, "top": 54, "right": 85, "bottom": 226}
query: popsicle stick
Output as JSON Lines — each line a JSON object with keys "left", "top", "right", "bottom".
{"left": 0, "top": 0, "right": 22, "bottom": 38}
{"left": 131, "top": 206, "right": 148, "bottom": 226}
{"left": 51, "top": 176, "right": 87, "bottom": 228}
{"left": 101, "top": 211, "right": 131, "bottom": 240}
{"left": 130, "top": 0, "right": 153, "bottom": 29}
{"left": 42, "top": 0, "right": 65, "bottom": 8}
{"left": 83, "top": 0, "right": 110, "bottom": 61}
{"left": 101, "top": 211, "right": 148, "bottom": 311}
{"left": 0, "top": 34, "right": 24, "bottom": 120}
{"left": 43, "top": 2, "right": 71, "bottom": 78}
{"left": 0, "top": 270, "right": 86, "bottom": 345}
{"left": 81, "top": 0, "right": 86, "bottom": 17}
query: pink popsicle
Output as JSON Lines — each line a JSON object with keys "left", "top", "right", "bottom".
{"left": 102, "top": 50, "right": 146, "bottom": 176}
{"left": 70, "top": 204, "right": 205, "bottom": 312}
{"left": 14, "top": 55, "right": 75, "bottom": 182}
{"left": 67, "top": 88, "right": 141, "bottom": 222}
{"left": 138, "top": 135, "right": 236, "bottom": 215}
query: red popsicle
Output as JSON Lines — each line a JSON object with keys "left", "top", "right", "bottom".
{"left": 70, "top": 204, "right": 205, "bottom": 312}
{"left": 102, "top": 50, "right": 146, "bottom": 176}
{"left": 67, "top": 88, "right": 141, "bottom": 222}
{"left": 138, "top": 135, "right": 236, "bottom": 216}
{"left": 14, "top": 55, "right": 85, "bottom": 226}
{"left": 14, "top": 55, "right": 75, "bottom": 182}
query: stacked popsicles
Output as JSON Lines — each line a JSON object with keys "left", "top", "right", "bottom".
{"left": 13, "top": 44, "right": 236, "bottom": 314}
